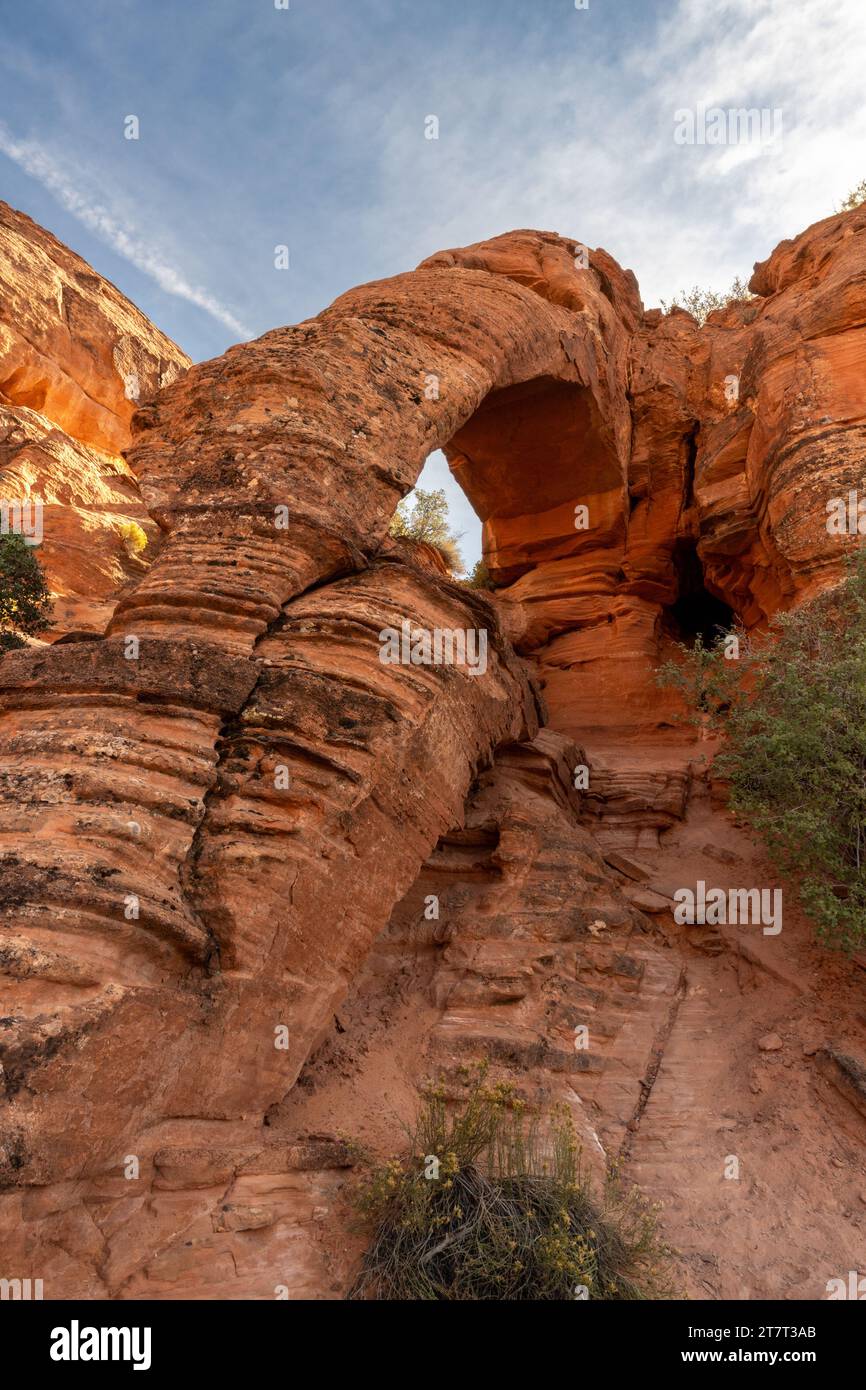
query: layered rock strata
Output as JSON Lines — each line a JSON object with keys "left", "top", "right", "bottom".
{"left": 0, "top": 200, "right": 190, "bottom": 633}
{"left": 2, "top": 204, "right": 866, "bottom": 1299}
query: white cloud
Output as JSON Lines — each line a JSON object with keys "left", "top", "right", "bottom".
{"left": 357, "top": 0, "right": 866, "bottom": 565}
{"left": 0, "top": 121, "right": 252, "bottom": 339}
{"left": 361, "top": 0, "right": 866, "bottom": 309}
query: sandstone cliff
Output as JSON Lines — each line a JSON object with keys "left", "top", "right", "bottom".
{"left": 1, "top": 205, "right": 865, "bottom": 1300}
{"left": 0, "top": 201, "right": 190, "bottom": 633}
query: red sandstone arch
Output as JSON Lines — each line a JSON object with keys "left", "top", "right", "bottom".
{"left": 0, "top": 232, "right": 637, "bottom": 1200}
{"left": 112, "top": 230, "right": 635, "bottom": 649}
{"left": 4, "top": 209, "right": 866, "bottom": 1293}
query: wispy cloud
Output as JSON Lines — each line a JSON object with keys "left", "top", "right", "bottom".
{"left": 2, "top": 0, "right": 865, "bottom": 356}
{"left": 0, "top": 121, "right": 252, "bottom": 339}
{"left": 361, "top": 0, "right": 866, "bottom": 308}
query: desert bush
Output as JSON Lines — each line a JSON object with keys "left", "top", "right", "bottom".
{"left": 349, "top": 1067, "right": 673, "bottom": 1300}
{"left": 120, "top": 520, "right": 148, "bottom": 554}
{"left": 0, "top": 533, "right": 52, "bottom": 653}
{"left": 839, "top": 178, "right": 866, "bottom": 212}
{"left": 660, "top": 276, "right": 754, "bottom": 326}
{"left": 656, "top": 553, "right": 866, "bottom": 951}
{"left": 390, "top": 486, "right": 464, "bottom": 574}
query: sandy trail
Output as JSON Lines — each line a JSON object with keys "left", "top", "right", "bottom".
{"left": 625, "top": 783, "right": 866, "bottom": 1300}
{"left": 276, "top": 741, "right": 866, "bottom": 1301}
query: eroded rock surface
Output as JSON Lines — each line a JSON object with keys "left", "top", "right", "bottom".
{"left": 0, "top": 200, "right": 189, "bottom": 632}
{"left": 2, "top": 206, "right": 866, "bottom": 1300}
{"left": 0, "top": 202, "right": 189, "bottom": 457}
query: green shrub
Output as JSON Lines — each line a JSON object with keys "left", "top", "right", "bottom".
{"left": 656, "top": 553, "right": 866, "bottom": 951}
{"left": 655, "top": 629, "right": 734, "bottom": 720}
{"left": 660, "top": 276, "right": 754, "bottom": 326}
{"left": 0, "top": 533, "right": 52, "bottom": 653}
{"left": 390, "top": 486, "right": 464, "bottom": 574}
{"left": 462, "top": 559, "right": 494, "bottom": 590}
{"left": 349, "top": 1067, "right": 673, "bottom": 1300}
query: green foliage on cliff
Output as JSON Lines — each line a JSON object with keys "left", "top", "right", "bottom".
{"left": 462, "top": 558, "right": 494, "bottom": 590}
{"left": 390, "top": 486, "right": 465, "bottom": 574}
{"left": 0, "top": 534, "right": 52, "bottom": 654}
{"left": 656, "top": 554, "right": 866, "bottom": 951}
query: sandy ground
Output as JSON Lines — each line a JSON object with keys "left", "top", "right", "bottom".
{"left": 626, "top": 779, "right": 866, "bottom": 1299}
{"left": 275, "top": 753, "right": 866, "bottom": 1301}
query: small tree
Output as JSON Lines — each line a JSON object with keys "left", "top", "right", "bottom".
{"left": 839, "top": 178, "right": 866, "bottom": 212}
{"left": 0, "top": 534, "right": 52, "bottom": 653}
{"left": 390, "top": 486, "right": 464, "bottom": 573}
{"left": 660, "top": 276, "right": 754, "bottom": 326}
{"left": 656, "top": 554, "right": 866, "bottom": 951}
{"left": 463, "top": 558, "right": 494, "bottom": 590}
{"left": 656, "top": 630, "right": 735, "bottom": 719}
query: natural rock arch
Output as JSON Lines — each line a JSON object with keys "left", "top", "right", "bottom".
{"left": 3, "top": 209, "right": 866, "bottom": 1296}
{"left": 114, "top": 229, "right": 635, "bottom": 649}
{"left": 1, "top": 231, "right": 638, "bottom": 1201}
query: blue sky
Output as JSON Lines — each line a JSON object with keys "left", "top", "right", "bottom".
{"left": 3, "top": 0, "right": 865, "bottom": 569}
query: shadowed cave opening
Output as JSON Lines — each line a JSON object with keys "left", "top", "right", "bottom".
{"left": 665, "top": 541, "right": 734, "bottom": 647}
{"left": 442, "top": 375, "right": 624, "bottom": 586}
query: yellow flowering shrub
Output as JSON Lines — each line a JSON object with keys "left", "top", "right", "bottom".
{"left": 350, "top": 1063, "right": 674, "bottom": 1301}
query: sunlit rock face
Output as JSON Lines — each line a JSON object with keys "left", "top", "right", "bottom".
{"left": 0, "top": 200, "right": 190, "bottom": 633}
{"left": 0, "top": 403, "right": 164, "bottom": 633}
{"left": 1, "top": 207, "right": 865, "bottom": 1298}
{"left": 0, "top": 202, "right": 189, "bottom": 456}
{"left": 453, "top": 213, "right": 866, "bottom": 748}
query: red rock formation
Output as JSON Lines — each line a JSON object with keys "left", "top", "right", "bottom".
{"left": 0, "top": 201, "right": 189, "bottom": 633}
{"left": 2, "top": 206, "right": 866, "bottom": 1300}
{"left": 0, "top": 202, "right": 188, "bottom": 456}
